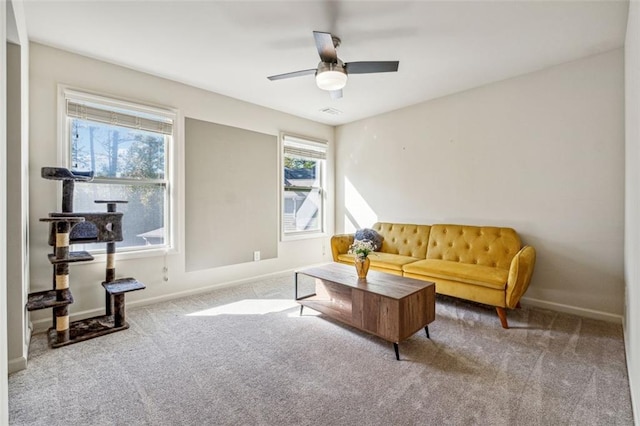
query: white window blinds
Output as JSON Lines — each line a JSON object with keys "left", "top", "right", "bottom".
{"left": 66, "top": 99, "right": 173, "bottom": 135}
{"left": 283, "top": 135, "right": 327, "bottom": 160}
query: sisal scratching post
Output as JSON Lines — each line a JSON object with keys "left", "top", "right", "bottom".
{"left": 95, "top": 200, "right": 128, "bottom": 317}
{"left": 54, "top": 220, "right": 71, "bottom": 343}
{"left": 35, "top": 216, "right": 88, "bottom": 346}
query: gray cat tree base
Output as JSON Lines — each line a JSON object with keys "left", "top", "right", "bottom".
{"left": 26, "top": 167, "right": 145, "bottom": 348}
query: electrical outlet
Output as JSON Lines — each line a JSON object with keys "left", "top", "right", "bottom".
{"left": 253, "top": 251, "right": 260, "bottom": 262}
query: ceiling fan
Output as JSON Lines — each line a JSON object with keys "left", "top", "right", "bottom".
{"left": 267, "top": 31, "right": 399, "bottom": 99}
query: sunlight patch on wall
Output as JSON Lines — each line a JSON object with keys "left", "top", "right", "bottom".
{"left": 345, "top": 176, "right": 378, "bottom": 232}
{"left": 187, "top": 299, "right": 298, "bottom": 316}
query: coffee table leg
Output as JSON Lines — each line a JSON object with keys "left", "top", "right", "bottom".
{"left": 425, "top": 326, "right": 430, "bottom": 339}
{"left": 393, "top": 343, "right": 400, "bottom": 361}
{"left": 299, "top": 305, "right": 304, "bottom": 316}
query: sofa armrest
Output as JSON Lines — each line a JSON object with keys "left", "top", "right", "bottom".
{"left": 331, "top": 234, "right": 355, "bottom": 262}
{"left": 505, "top": 245, "right": 536, "bottom": 309}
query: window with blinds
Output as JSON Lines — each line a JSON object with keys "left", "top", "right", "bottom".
{"left": 282, "top": 134, "right": 327, "bottom": 237}
{"left": 62, "top": 88, "right": 175, "bottom": 252}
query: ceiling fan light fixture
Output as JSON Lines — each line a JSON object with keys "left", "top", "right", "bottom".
{"left": 316, "top": 62, "right": 348, "bottom": 91}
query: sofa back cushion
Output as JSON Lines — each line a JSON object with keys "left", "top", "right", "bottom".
{"left": 372, "top": 222, "right": 431, "bottom": 258}
{"left": 426, "top": 224, "right": 521, "bottom": 269}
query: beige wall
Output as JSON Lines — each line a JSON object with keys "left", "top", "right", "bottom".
{"left": 336, "top": 49, "right": 625, "bottom": 319}
{"left": 7, "top": 40, "right": 29, "bottom": 374}
{"left": 28, "top": 42, "right": 334, "bottom": 330}
{"left": 4, "top": 0, "right": 29, "bottom": 414}
{"left": 625, "top": 0, "right": 640, "bottom": 420}
{"left": 1, "top": 1, "right": 8, "bottom": 421}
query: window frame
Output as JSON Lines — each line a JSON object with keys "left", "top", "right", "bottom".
{"left": 58, "top": 86, "right": 177, "bottom": 255}
{"left": 280, "top": 133, "right": 327, "bottom": 241}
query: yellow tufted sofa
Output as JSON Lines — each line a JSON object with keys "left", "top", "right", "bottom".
{"left": 331, "top": 222, "right": 536, "bottom": 328}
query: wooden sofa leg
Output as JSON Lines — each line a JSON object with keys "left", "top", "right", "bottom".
{"left": 496, "top": 307, "right": 509, "bottom": 329}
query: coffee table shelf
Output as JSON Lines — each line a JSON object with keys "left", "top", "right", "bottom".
{"left": 296, "top": 296, "right": 354, "bottom": 325}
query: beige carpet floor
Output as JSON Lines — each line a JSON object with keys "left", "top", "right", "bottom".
{"left": 9, "top": 272, "right": 634, "bottom": 425}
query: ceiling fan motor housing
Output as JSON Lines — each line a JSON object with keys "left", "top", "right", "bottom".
{"left": 316, "top": 60, "right": 348, "bottom": 91}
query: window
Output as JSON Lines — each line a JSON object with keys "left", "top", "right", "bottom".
{"left": 282, "top": 134, "right": 326, "bottom": 238}
{"left": 62, "top": 89, "right": 174, "bottom": 252}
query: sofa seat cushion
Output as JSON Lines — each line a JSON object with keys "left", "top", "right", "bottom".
{"left": 337, "top": 252, "right": 421, "bottom": 272}
{"left": 403, "top": 259, "right": 508, "bottom": 290}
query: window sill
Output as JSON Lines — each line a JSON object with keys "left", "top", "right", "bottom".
{"left": 281, "top": 232, "right": 327, "bottom": 242}
{"left": 80, "top": 246, "right": 176, "bottom": 262}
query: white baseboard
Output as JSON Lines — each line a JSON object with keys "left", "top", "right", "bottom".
{"left": 9, "top": 324, "right": 31, "bottom": 374}
{"left": 8, "top": 356, "right": 27, "bottom": 374}
{"left": 31, "top": 269, "right": 625, "bottom": 331}
{"left": 127, "top": 269, "right": 294, "bottom": 310}
{"left": 623, "top": 323, "right": 639, "bottom": 426}
{"left": 31, "top": 269, "right": 295, "bottom": 333}
{"left": 520, "top": 296, "right": 623, "bottom": 323}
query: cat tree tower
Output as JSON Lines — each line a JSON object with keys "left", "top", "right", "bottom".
{"left": 26, "top": 167, "right": 146, "bottom": 348}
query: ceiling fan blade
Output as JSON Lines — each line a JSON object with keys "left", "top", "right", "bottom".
{"left": 329, "top": 89, "right": 343, "bottom": 100}
{"left": 313, "top": 31, "right": 338, "bottom": 63}
{"left": 345, "top": 61, "right": 399, "bottom": 74}
{"left": 267, "top": 68, "right": 317, "bottom": 81}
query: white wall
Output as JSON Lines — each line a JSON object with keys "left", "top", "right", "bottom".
{"left": 6, "top": 2, "right": 29, "bottom": 373}
{"left": 625, "top": 0, "right": 640, "bottom": 421}
{"left": 336, "top": 49, "right": 625, "bottom": 319}
{"left": 28, "top": 43, "right": 334, "bottom": 330}
{"left": 0, "top": 1, "right": 8, "bottom": 423}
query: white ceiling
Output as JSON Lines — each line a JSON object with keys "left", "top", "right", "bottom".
{"left": 22, "top": 0, "right": 629, "bottom": 126}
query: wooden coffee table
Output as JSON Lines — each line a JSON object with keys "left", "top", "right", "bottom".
{"left": 294, "top": 262, "right": 436, "bottom": 360}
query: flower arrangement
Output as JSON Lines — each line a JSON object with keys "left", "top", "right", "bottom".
{"left": 348, "top": 239, "right": 376, "bottom": 260}
{"left": 355, "top": 228, "right": 382, "bottom": 251}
